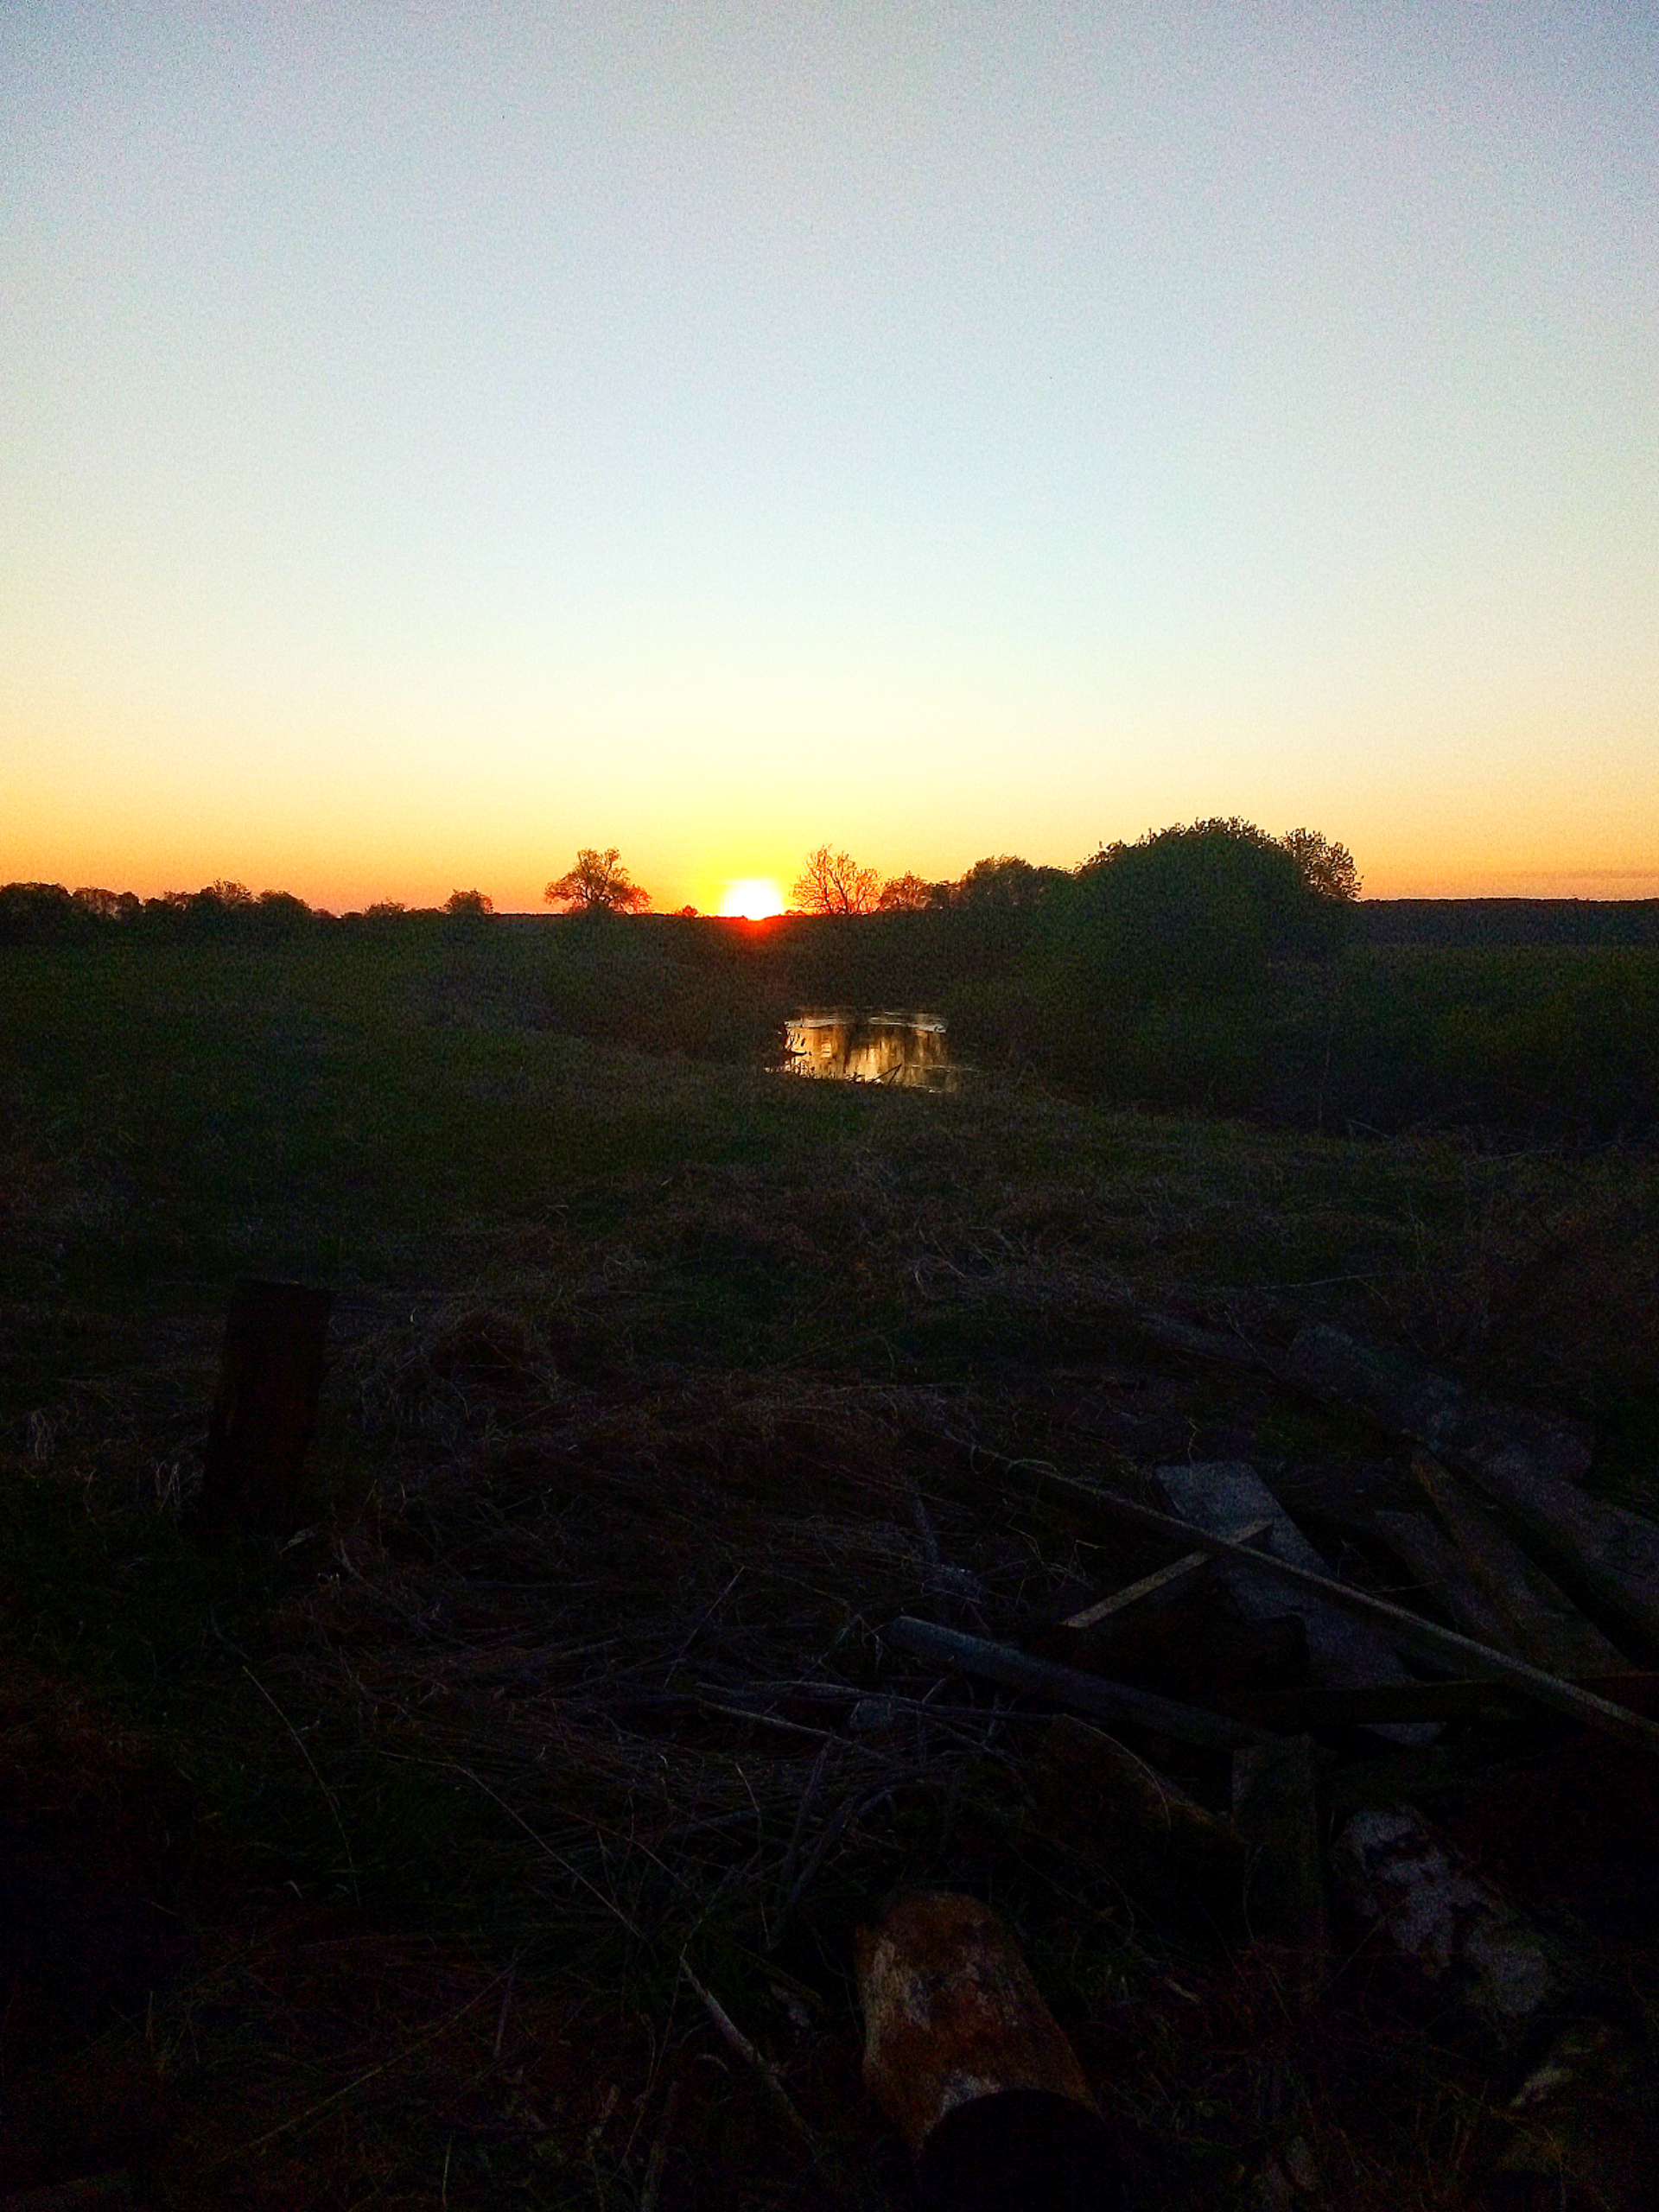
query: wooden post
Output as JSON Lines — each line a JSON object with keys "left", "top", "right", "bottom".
{"left": 192, "top": 1280, "right": 333, "bottom": 1540}
{"left": 1232, "top": 1734, "right": 1329, "bottom": 2006}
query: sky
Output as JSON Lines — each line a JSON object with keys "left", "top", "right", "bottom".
{"left": 3, "top": 1, "right": 1656, "bottom": 912}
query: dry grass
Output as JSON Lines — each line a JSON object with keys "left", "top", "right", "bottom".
{"left": 4, "top": 938, "right": 1659, "bottom": 2203}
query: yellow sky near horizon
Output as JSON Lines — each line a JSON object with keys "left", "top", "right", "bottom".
{"left": 4, "top": 5, "right": 1655, "bottom": 912}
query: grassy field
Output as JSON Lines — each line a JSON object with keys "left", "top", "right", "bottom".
{"left": 4, "top": 928, "right": 1658, "bottom": 2206}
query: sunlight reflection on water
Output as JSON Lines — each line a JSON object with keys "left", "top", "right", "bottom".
{"left": 783, "top": 1010, "right": 956, "bottom": 1089}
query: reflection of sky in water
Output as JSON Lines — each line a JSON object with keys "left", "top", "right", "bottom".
{"left": 785, "top": 1012, "right": 954, "bottom": 1089}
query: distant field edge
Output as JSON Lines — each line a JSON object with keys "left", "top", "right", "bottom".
{"left": 1357, "top": 899, "right": 1659, "bottom": 948}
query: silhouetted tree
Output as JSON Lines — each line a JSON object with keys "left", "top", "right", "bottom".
{"left": 0, "top": 883, "right": 79, "bottom": 943}
{"left": 792, "top": 846, "right": 880, "bottom": 914}
{"left": 443, "top": 888, "right": 495, "bottom": 917}
{"left": 1058, "top": 817, "right": 1344, "bottom": 996}
{"left": 952, "top": 855, "right": 1069, "bottom": 909}
{"left": 875, "top": 873, "right": 934, "bottom": 912}
{"left": 543, "top": 849, "right": 650, "bottom": 914}
{"left": 1281, "top": 827, "right": 1361, "bottom": 902}
{"left": 248, "top": 889, "right": 313, "bottom": 931}
{"left": 71, "top": 887, "right": 140, "bottom": 925}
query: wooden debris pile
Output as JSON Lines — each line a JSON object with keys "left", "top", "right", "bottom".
{"left": 855, "top": 1323, "right": 1659, "bottom": 2206}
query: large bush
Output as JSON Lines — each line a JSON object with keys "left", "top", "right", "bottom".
{"left": 1046, "top": 818, "right": 1349, "bottom": 1004}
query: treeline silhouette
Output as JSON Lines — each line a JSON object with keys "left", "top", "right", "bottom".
{"left": 9, "top": 825, "right": 1658, "bottom": 1136}
{"left": 0, "top": 880, "right": 499, "bottom": 943}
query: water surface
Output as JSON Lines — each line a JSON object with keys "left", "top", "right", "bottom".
{"left": 784, "top": 1010, "right": 954, "bottom": 1089}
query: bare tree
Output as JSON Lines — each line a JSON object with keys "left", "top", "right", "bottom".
{"left": 791, "top": 846, "right": 881, "bottom": 915}
{"left": 543, "top": 848, "right": 651, "bottom": 914}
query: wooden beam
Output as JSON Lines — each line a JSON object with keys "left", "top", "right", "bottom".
{"left": 1251, "top": 1672, "right": 1659, "bottom": 1729}
{"left": 883, "top": 1617, "right": 1275, "bottom": 1751}
{"left": 1232, "top": 1734, "right": 1328, "bottom": 2002}
{"left": 1158, "top": 1464, "right": 1438, "bottom": 1746}
{"left": 1445, "top": 1455, "right": 1659, "bottom": 1655}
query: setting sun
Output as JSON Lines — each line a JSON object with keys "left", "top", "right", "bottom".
{"left": 718, "top": 878, "right": 785, "bottom": 919}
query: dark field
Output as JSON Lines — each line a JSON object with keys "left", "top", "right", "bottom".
{"left": 4, "top": 925, "right": 1659, "bottom": 2207}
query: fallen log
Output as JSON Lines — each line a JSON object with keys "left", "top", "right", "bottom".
{"left": 1332, "top": 1803, "right": 1567, "bottom": 2030}
{"left": 883, "top": 1618, "right": 1274, "bottom": 1751}
{"left": 857, "top": 1892, "right": 1119, "bottom": 2212}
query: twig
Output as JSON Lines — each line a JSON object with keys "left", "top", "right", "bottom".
{"left": 448, "top": 1758, "right": 647, "bottom": 1940}
{"left": 679, "top": 1960, "right": 817, "bottom": 2150}
{"left": 493, "top": 1957, "right": 518, "bottom": 2058}
{"left": 769, "top": 1783, "right": 903, "bottom": 1954}
{"left": 242, "top": 1666, "right": 360, "bottom": 1907}
{"left": 212, "top": 1970, "right": 509, "bottom": 2167}
{"left": 639, "top": 2080, "right": 682, "bottom": 2212}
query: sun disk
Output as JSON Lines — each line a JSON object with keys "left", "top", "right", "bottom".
{"left": 718, "top": 877, "right": 785, "bottom": 919}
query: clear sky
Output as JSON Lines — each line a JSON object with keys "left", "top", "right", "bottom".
{"left": 3, "top": 1, "right": 1656, "bottom": 912}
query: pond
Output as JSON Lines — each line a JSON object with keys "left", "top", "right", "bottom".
{"left": 783, "top": 1010, "right": 956, "bottom": 1089}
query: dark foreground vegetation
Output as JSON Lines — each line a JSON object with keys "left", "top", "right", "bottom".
{"left": 3, "top": 902, "right": 1659, "bottom": 2206}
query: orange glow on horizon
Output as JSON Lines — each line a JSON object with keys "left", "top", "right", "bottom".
{"left": 717, "top": 877, "right": 785, "bottom": 919}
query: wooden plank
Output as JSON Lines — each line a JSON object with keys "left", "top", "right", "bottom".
{"left": 1060, "top": 1518, "right": 1273, "bottom": 1630}
{"left": 1232, "top": 1734, "right": 1328, "bottom": 2001}
{"left": 1158, "top": 1465, "right": 1438, "bottom": 1746}
{"left": 1250, "top": 1680, "right": 1520, "bottom": 1726}
{"left": 969, "top": 1450, "right": 1659, "bottom": 1753}
{"left": 1447, "top": 1456, "right": 1659, "bottom": 1654}
{"left": 883, "top": 1617, "right": 1275, "bottom": 1751}
{"left": 1116, "top": 1309, "right": 1597, "bottom": 1503}
{"left": 1371, "top": 1510, "right": 1525, "bottom": 1655}
{"left": 1410, "top": 1452, "right": 1627, "bottom": 1675}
